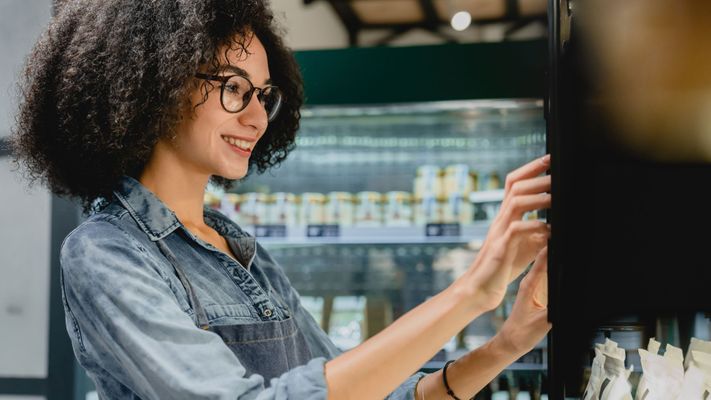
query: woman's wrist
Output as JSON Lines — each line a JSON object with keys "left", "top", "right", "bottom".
{"left": 489, "top": 330, "right": 528, "bottom": 362}
{"left": 446, "top": 272, "right": 492, "bottom": 318}
{"left": 448, "top": 256, "right": 506, "bottom": 316}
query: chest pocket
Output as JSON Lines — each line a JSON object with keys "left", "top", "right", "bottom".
{"left": 203, "top": 303, "right": 258, "bottom": 325}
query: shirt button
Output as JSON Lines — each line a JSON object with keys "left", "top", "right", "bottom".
{"left": 263, "top": 309, "right": 273, "bottom": 317}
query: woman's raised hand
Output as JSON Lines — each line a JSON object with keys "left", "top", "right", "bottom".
{"left": 457, "top": 154, "right": 551, "bottom": 312}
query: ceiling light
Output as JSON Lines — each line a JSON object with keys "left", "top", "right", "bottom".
{"left": 450, "top": 11, "right": 472, "bottom": 31}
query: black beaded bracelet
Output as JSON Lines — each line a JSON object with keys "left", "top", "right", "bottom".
{"left": 442, "top": 360, "right": 475, "bottom": 400}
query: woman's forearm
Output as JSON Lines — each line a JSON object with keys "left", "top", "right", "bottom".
{"left": 324, "top": 276, "right": 487, "bottom": 400}
{"left": 414, "top": 335, "right": 523, "bottom": 400}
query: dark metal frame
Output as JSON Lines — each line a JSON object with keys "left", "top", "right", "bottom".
{"left": 305, "top": 0, "right": 547, "bottom": 46}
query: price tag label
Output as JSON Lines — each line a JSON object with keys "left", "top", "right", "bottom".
{"left": 306, "top": 224, "right": 340, "bottom": 238}
{"left": 425, "top": 223, "right": 461, "bottom": 237}
{"left": 254, "top": 224, "right": 288, "bottom": 238}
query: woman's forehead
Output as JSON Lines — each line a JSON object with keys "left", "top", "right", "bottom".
{"left": 216, "top": 34, "right": 270, "bottom": 81}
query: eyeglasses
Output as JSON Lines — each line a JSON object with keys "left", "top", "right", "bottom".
{"left": 194, "top": 72, "right": 283, "bottom": 122}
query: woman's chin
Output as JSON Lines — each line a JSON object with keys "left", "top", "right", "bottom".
{"left": 218, "top": 169, "right": 248, "bottom": 181}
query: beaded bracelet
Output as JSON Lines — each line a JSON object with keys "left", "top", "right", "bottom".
{"left": 443, "top": 360, "right": 475, "bottom": 400}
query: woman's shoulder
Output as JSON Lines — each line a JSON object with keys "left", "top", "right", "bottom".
{"left": 60, "top": 206, "right": 148, "bottom": 263}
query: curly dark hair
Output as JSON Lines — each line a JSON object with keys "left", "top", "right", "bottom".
{"left": 11, "top": 0, "right": 303, "bottom": 212}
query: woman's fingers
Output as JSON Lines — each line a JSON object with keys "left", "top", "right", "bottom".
{"left": 505, "top": 220, "right": 550, "bottom": 242}
{"left": 504, "top": 154, "right": 550, "bottom": 193}
{"left": 509, "top": 175, "right": 551, "bottom": 197}
{"left": 501, "top": 193, "right": 551, "bottom": 224}
{"left": 502, "top": 220, "right": 550, "bottom": 281}
{"left": 522, "top": 247, "right": 549, "bottom": 308}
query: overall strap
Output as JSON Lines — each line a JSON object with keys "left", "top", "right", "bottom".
{"left": 156, "top": 237, "right": 211, "bottom": 330}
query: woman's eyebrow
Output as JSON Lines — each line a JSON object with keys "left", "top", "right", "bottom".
{"left": 221, "top": 65, "right": 272, "bottom": 85}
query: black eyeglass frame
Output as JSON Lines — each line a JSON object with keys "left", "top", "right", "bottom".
{"left": 194, "top": 72, "right": 283, "bottom": 121}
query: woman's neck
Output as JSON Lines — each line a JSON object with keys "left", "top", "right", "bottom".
{"left": 138, "top": 140, "right": 210, "bottom": 229}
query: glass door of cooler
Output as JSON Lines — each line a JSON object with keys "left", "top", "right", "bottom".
{"left": 205, "top": 98, "right": 548, "bottom": 397}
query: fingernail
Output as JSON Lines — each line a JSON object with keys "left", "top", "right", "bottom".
{"left": 542, "top": 154, "right": 551, "bottom": 165}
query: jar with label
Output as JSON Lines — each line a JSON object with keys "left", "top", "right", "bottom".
{"left": 414, "top": 194, "right": 442, "bottom": 226}
{"left": 414, "top": 165, "right": 444, "bottom": 200}
{"left": 482, "top": 171, "right": 502, "bottom": 190}
{"left": 384, "top": 191, "right": 413, "bottom": 227}
{"left": 444, "top": 164, "right": 478, "bottom": 197}
{"left": 270, "top": 192, "right": 297, "bottom": 226}
{"left": 299, "top": 193, "right": 326, "bottom": 225}
{"left": 240, "top": 193, "right": 269, "bottom": 226}
{"left": 355, "top": 191, "right": 383, "bottom": 227}
{"left": 442, "top": 193, "right": 474, "bottom": 225}
{"left": 219, "top": 193, "right": 241, "bottom": 224}
{"left": 325, "top": 192, "right": 355, "bottom": 226}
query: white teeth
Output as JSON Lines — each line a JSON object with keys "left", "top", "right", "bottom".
{"left": 222, "top": 136, "right": 251, "bottom": 150}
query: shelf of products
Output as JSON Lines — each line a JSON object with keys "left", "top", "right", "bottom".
{"left": 206, "top": 99, "right": 546, "bottom": 366}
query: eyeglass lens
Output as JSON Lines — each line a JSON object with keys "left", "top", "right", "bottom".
{"left": 222, "top": 75, "right": 282, "bottom": 120}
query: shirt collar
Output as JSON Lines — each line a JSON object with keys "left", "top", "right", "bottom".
{"left": 113, "top": 175, "right": 250, "bottom": 242}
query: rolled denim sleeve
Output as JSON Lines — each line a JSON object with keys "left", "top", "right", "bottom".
{"left": 60, "top": 220, "right": 330, "bottom": 400}
{"left": 385, "top": 373, "right": 428, "bottom": 400}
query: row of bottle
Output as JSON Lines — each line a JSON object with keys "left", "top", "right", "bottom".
{"left": 204, "top": 190, "right": 505, "bottom": 227}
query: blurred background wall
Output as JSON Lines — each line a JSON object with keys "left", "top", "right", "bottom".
{"left": 0, "top": 2, "right": 53, "bottom": 400}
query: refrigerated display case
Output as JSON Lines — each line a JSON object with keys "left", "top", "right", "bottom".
{"left": 206, "top": 97, "right": 548, "bottom": 397}
{"left": 546, "top": 0, "right": 711, "bottom": 399}
{"left": 211, "top": 98, "right": 544, "bottom": 340}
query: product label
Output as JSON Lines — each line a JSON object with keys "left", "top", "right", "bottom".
{"left": 306, "top": 224, "right": 341, "bottom": 238}
{"left": 425, "top": 223, "right": 461, "bottom": 237}
{"left": 254, "top": 224, "right": 288, "bottom": 238}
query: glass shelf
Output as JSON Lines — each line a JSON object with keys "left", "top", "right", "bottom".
{"left": 246, "top": 222, "right": 490, "bottom": 246}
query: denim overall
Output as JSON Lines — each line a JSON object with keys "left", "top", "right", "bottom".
{"left": 156, "top": 233, "right": 313, "bottom": 382}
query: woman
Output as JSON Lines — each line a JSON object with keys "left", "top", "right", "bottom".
{"left": 12, "top": 1, "right": 552, "bottom": 399}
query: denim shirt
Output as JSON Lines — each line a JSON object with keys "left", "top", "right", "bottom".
{"left": 59, "top": 176, "right": 425, "bottom": 399}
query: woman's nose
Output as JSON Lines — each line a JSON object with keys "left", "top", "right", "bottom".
{"left": 238, "top": 91, "right": 269, "bottom": 132}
